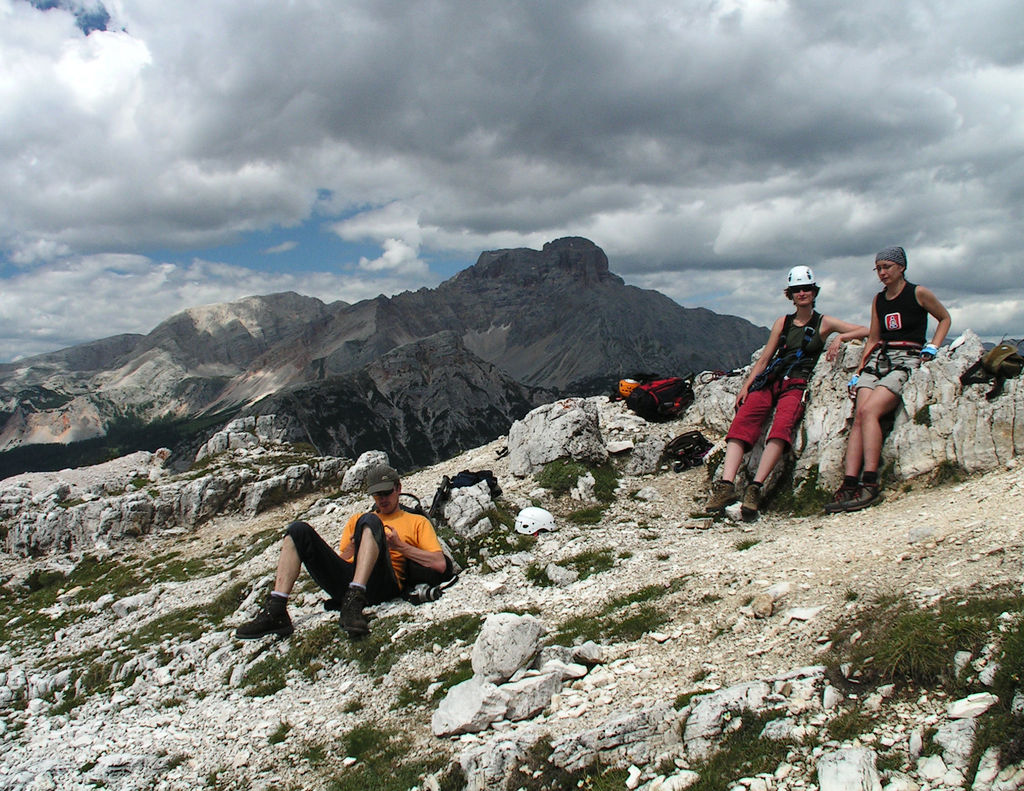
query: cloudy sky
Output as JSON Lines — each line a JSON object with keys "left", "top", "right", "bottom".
{"left": 1, "top": 0, "right": 1022, "bottom": 362}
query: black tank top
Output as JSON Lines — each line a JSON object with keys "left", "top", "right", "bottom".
{"left": 875, "top": 282, "right": 927, "bottom": 345}
{"left": 775, "top": 311, "right": 824, "bottom": 379}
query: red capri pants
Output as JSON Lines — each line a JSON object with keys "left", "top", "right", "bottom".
{"left": 726, "top": 377, "right": 808, "bottom": 449}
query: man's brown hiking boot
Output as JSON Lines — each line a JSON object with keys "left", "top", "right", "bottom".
{"left": 339, "top": 588, "right": 369, "bottom": 638}
{"left": 704, "top": 480, "right": 737, "bottom": 512}
{"left": 235, "top": 596, "right": 294, "bottom": 640}
{"left": 740, "top": 483, "right": 762, "bottom": 521}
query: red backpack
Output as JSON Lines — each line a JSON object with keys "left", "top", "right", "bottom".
{"left": 625, "top": 377, "right": 694, "bottom": 421}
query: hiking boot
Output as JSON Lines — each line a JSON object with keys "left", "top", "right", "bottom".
{"left": 704, "top": 480, "right": 737, "bottom": 512}
{"left": 235, "top": 597, "right": 293, "bottom": 640}
{"left": 339, "top": 589, "right": 369, "bottom": 638}
{"left": 823, "top": 483, "right": 861, "bottom": 514}
{"left": 740, "top": 484, "right": 762, "bottom": 521}
{"left": 841, "top": 483, "right": 883, "bottom": 512}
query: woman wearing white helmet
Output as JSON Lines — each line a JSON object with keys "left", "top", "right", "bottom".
{"left": 705, "top": 266, "right": 868, "bottom": 519}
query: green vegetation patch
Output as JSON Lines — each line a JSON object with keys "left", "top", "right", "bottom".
{"left": 931, "top": 460, "right": 968, "bottom": 486}
{"left": 768, "top": 464, "right": 832, "bottom": 516}
{"left": 535, "top": 459, "right": 619, "bottom": 502}
{"left": 969, "top": 611, "right": 1024, "bottom": 774}
{"left": 243, "top": 612, "right": 481, "bottom": 697}
{"left": 501, "top": 739, "right": 629, "bottom": 791}
{"left": 438, "top": 503, "right": 536, "bottom": 571}
{"left": 561, "top": 548, "right": 616, "bottom": 579}
{"left": 829, "top": 594, "right": 1019, "bottom": 687}
{"left": 551, "top": 580, "right": 681, "bottom": 645}
{"left": 525, "top": 547, "right": 617, "bottom": 588}
{"left": 243, "top": 619, "right": 368, "bottom": 698}
{"left": 565, "top": 504, "right": 609, "bottom": 525}
{"left": 125, "top": 581, "right": 247, "bottom": 651}
{"left": 685, "top": 712, "right": 797, "bottom": 791}
{"left": 324, "top": 724, "right": 462, "bottom": 791}
{"left": 830, "top": 591, "right": 1024, "bottom": 781}
{"left": 826, "top": 708, "right": 877, "bottom": 742}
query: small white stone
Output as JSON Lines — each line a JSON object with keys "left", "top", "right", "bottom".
{"left": 947, "top": 692, "right": 998, "bottom": 719}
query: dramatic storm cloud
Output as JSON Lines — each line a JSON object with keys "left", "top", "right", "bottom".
{"left": 1, "top": 0, "right": 1022, "bottom": 360}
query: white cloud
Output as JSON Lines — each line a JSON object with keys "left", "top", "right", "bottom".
{"left": 357, "top": 238, "right": 428, "bottom": 277}
{"left": 1, "top": 0, "right": 1023, "bottom": 358}
{"left": 0, "top": 252, "right": 421, "bottom": 361}
{"left": 261, "top": 240, "right": 298, "bottom": 255}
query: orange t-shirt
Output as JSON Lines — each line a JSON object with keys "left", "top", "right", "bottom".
{"left": 338, "top": 508, "right": 442, "bottom": 586}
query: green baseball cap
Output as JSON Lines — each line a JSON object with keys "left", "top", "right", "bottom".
{"left": 365, "top": 464, "right": 400, "bottom": 494}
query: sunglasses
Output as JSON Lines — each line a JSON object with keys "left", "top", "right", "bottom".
{"left": 371, "top": 486, "right": 397, "bottom": 497}
{"left": 788, "top": 285, "right": 816, "bottom": 294}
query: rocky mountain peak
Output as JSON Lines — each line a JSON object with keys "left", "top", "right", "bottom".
{"left": 0, "top": 239, "right": 766, "bottom": 477}
{"left": 456, "top": 236, "right": 623, "bottom": 290}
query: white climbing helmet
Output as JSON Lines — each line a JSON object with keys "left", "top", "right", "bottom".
{"left": 787, "top": 266, "right": 816, "bottom": 288}
{"left": 514, "top": 506, "right": 557, "bottom": 535}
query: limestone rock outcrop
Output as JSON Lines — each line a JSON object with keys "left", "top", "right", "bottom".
{"left": 690, "top": 329, "right": 1022, "bottom": 491}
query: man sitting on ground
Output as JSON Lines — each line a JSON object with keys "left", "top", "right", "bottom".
{"left": 236, "top": 464, "right": 454, "bottom": 640}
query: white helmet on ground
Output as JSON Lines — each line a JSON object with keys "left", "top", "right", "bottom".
{"left": 514, "top": 506, "right": 557, "bottom": 535}
{"left": 787, "top": 266, "right": 816, "bottom": 288}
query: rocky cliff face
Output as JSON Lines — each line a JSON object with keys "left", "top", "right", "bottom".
{"left": 0, "top": 239, "right": 765, "bottom": 475}
{"left": 250, "top": 331, "right": 544, "bottom": 470}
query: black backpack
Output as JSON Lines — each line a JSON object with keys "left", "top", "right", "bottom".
{"left": 625, "top": 377, "right": 695, "bottom": 421}
{"left": 960, "top": 340, "right": 1024, "bottom": 401}
{"left": 663, "top": 430, "right": 714, "bottom": 472}
{"left": 427, "top": 469, "right": 502, "bottom": 522}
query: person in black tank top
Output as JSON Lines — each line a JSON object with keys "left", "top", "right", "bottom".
{"left": 704, "top": 266, "right": 867, "bottom": 519}
{"left": 826, "top": 246, "right": 951, "bottom": 514}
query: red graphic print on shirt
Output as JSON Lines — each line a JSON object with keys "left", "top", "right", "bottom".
{"left": 884, "top": 313, "right": 903, "bottom": 331}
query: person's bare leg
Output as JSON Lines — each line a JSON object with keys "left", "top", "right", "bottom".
{"left": 859, "top": 388, "right": 901, "bottom": 474}
{"left": 351, "top": 527, "right": 380, "bottom": 586}
{"left": 720, "top": 439, "right": 746, "bottom": 482}
{"left": 752, "top": 438, "right": 786, "bottom": 483}
{"left": 843, "top": 391, "right": 868, "bottom": 478}
{"left": 272, "top": 535, "right": 302, "bottom": 594}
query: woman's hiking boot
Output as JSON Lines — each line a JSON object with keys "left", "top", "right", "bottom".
{"left": 705, "top": 480, "right": 737, "bottom": 512}
{"left": 841, "top": 483, "right": 883, "bottom": 512}
{"left": 235, "top": 595, "right": 294, "bottom": 640}
{"left": 740, "top": 483, "right": 762, "bottom": 521}
{"left": 823, "top": 483, "right": 861, "bottom": 514}
{"left": 339, "top": 588, "right": 369, "bottom": 638}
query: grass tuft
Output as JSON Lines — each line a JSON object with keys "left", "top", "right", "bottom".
{"left": 535, "top": 459, "right": 619, "bottom": 502}
{"left": 550, "top": 579, "right": 682, "bottom": 645}
{"left": 677, "top": 712, "right": 795, "bottom": 791}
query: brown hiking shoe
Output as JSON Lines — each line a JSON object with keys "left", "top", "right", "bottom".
{"left": 235, "top": 597, "right": 293, "bottom": 640}
{"left": 841, "top": 483, "right": 883, "bottom": 512}
{"left": 740, "top": 484, "right": 762, "bottom": 520}
{"left": 824, "top": 483, "right": 863, "bottom": 514}
{"left": 339, "top": 589, "right": 369, "bottom": 638}
{"left": 704, "top": 480, "right": 737, "bottom": 512}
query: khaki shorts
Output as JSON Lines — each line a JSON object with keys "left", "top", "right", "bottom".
{"left": 856, "top": 347, "right": 919, "bottom": 396}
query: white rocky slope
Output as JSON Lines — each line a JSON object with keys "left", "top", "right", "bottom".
{"left": 0, "top": 337, "right": 1022, "bottom": 791}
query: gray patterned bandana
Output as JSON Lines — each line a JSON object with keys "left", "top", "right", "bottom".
{"left": 875, "top": 246, "right": 907, "bottom": 269}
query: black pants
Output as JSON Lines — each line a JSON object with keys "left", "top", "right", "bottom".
{"left": 286, "top": 517, "right": 453, "bottom": 605}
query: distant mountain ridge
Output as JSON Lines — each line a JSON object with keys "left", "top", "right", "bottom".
{"left": 0, "top": 238, "right": 766, "bottom": 473}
